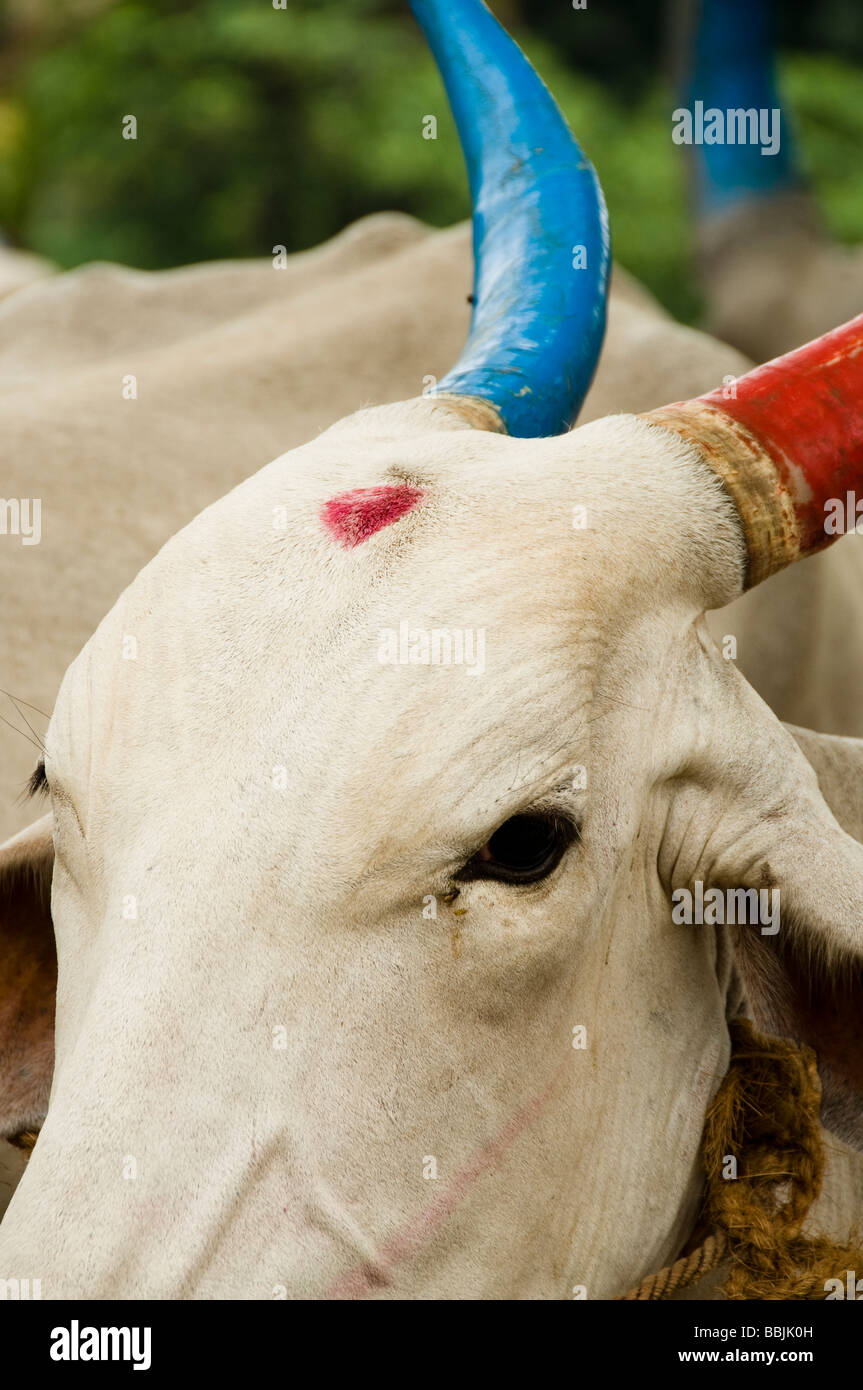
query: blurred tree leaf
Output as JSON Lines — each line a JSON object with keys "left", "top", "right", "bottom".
{"left": 1, "top": 0, "right": 861, "bottom": 328}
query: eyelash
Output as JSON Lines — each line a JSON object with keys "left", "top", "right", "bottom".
{"left": 27, "top": 760, "right": 48, "bottom": 798}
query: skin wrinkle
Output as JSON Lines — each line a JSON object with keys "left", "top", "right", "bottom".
{"left": 325, "top": 1056, "right": 570, "bottom": 1299}
{"left": 306, "top": 1177, "right": 390, "bottom": 1282}
{"left": 653, "top": 645, "right": 727, "bottom": 890}
{"left": 177, "top": 1129, "right": 302, "bottom": 1298}
{"left": 354, "top": 730, "right": 587, "bottom": 902}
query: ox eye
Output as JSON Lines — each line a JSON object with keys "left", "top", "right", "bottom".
{"left": 457, "top": 814, "right": 577, "bottom": 886}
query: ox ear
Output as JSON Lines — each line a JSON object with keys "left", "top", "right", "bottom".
{"left": 0, "top": 814, "right": 56, "bottom": 1142}
{"left": 726, "top": 727, "right": 863, "bottom": 1150}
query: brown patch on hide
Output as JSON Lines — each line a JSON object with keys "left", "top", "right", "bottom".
{"left": 0, "top": 819, "right": 56, "bottom": 1139}
{"left": 781, "top": 951, "right": 863, "bottom": 1121}
{"left": 733, "top": 925, "right": 863, "bottom": 1148}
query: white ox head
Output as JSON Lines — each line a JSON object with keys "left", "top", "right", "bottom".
{"left": 1, "top": 0, "right": 862, "bottom": 1299}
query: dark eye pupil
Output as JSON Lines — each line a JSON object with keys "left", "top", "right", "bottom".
{"left": 458, "top": 813, "right": 576, "bottom": 885}
{"left": 487, "top": 815, "right": 557, "bottom": 872}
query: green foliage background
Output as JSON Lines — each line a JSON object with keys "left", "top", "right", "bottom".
{"left": 1, "top": 0, "right": 861, "bottom": 323}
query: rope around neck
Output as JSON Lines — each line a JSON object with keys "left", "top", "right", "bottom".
{"left": 621, "top": 1018, "right": 863, "bottom": 1300}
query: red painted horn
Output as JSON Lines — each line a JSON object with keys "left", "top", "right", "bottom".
{"left": 643, "top": 313, "right": 863, "bottom": 587}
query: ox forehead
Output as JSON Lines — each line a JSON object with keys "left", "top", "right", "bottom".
{"left": 48, "top": 415, "right": 716, "bottom": 888}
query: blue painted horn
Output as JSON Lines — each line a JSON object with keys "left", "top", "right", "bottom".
{"left": 679, "top": 0, "right": 800, "bottom": 218}
{"left": 410, "top": 0, "right": 610, "bottom": 438}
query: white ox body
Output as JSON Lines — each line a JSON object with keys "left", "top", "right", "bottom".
{"left": 699, "top": 191, "right": 863, "bottom": 366}
{"left": 0, "top": 247, "right": 53, "bottom": 305}
{"left": 0, "top": 219, "right": 862, "bottom": 1297}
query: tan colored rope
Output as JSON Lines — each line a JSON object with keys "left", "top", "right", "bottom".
{"left": 619, "top": 1231, "right": 728, "bottom": 1301}
{"left": 620, "top": 1019, "right": 863, "bottom": 1301}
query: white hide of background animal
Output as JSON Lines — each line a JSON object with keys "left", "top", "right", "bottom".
{"left": 0, "top": 247, "right": 53, "bottom": 305}
{"left": 698, "top": 190, "right": 863, "bottom": 366}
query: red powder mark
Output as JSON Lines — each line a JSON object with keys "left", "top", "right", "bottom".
{"left": 323, "top": 1059, "right": 568, "bottom": 1300}
{"left": 698, "top": 313, "right": 863, "bottom": 556}
{"left": 321, "top": 485, "right": 424, "bottom": 548}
